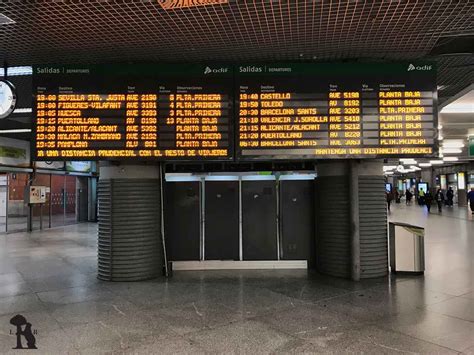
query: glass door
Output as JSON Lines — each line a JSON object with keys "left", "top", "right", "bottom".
{"left": 77, "top": 177, "right": 89, "bottom": 222}
{"left": 0, "top": 174, "right": 7, "bottom": 233}
{"left": 7, "top": 173, "right": 29, "bottom": 233}
{"left": 50, "top": 174, "right": 65, "bottom": 227}
{"left": 64, "top": 175, "right": 77, "bottom": 225}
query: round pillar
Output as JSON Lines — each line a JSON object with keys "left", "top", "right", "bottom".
{"left": 97, "top": 164, "right": 163, "bottom": 281}
{"left": 316, "top": 161, "right": 351, "bottom": 278}
{"left": 316, "top": 160, "right": 388, "bottom": 280}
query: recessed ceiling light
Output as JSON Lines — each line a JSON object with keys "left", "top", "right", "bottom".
{"left": 442, "top": 139, "right": 465, "bottom": 148}
{"left": 400, "top": 158, "right": 417, "bottom": 164}
{"left": 419, "top": 163, "right": 432, "bottom": 168}
{"left": 441, "top": 103, "right": 474, "bottom": 114}
{"left": 0, "top": 129, "right": 31, "bottom": 134}
{"left": 0, "top": 66, "right": 33, "bottom": 76}
{"left": 396, "top": 165, "right": 406, "bottom": 173}
{"left": 441, "top": 148, "right": 462, "bottom": 154}
{"left": 0, "top": 14, "right": 15, "bottom": 25}
{"left": 430, "top": 160, "right": 444, "bottom": 165}
{"left": 13, "top": 108, "right": 32, "bottom": 114}
{"left": 443, "top": 157, "right": 459, "bottom": 162}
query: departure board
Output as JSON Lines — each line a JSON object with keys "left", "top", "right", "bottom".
{"left": 236, "top": 63, "right": 437, "bottom": 160}
{"left": 32, "top": 62, "right": 438, "bottom": 162}
{"left": 33, "top": 64, "right": 233, "bottom": 161}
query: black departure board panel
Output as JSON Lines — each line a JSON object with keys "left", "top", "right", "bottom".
{"left": 33, "top": 64, "right": 233, "bottom": 161}
{"left": 236, "top": 63, "right": 437, "bottom": 160}
{"left": 32, "top": 62, "right": 437, "bottom": 161}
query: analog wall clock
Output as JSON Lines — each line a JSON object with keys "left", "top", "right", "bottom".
{"left": 0, "top": 80, "right": 17, "bottom": 119}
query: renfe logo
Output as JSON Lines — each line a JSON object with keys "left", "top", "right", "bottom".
{"left": 204, "top": 66, "right": 228, "bottom": 74}
{"left": 408, "top": 64, "right": 432, "bottom": 71}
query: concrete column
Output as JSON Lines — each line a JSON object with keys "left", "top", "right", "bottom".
{"left": 316, "top": 160, "right": 388, "bottom": 280}
{"left": 97, "top": 164, "right": 163, "bottom": 281}
{"left": 356, "top": 160, "right": 388, "bottom": 279}
{"left": 316, "top": 161, "right": 351, "bottom": 278}
{"left": 421, "top": 168, "right": 436, "bottom": 191}
{"left": 349, "top": 161, "right": 360, "bottom": 281}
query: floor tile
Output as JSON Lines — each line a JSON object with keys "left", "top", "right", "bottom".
{"left": 48, "top": 299, "right": 141, "bottom": 326}
{"left": 0, "top": 282, "right": 32, "bottom": 299}
{"left": 124, "top": 335, "right": 207, "bottom": 355}
{"left": 424, "top": 296, "right": 474, "bottom": 322}
{"left": 139, "top": 299, "right": 245, "bottom": 335}
{"left": 283, "top": 325, "right": 459, "bottom": 354}
{"left": 256, "top": 302, "right": 360, "bottom": 342}
{"left": 382, "top": 308, "right": 474, "bottom": 352}
{"left": 0, "top": 294, "right": 45, "bottom": 316}
{"left": 187, "top": 319, "right": 296, "bottom": 353}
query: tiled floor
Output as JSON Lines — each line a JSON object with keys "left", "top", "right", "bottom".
{"left": 0, "top": 203, "right": 472, "bottom": 354}
{"left": 1, "top": 214, "right": 78, "bottom": 234}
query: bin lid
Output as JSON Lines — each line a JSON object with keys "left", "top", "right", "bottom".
{"left": 389, "top": 222, "right": 424, "bottom": 236}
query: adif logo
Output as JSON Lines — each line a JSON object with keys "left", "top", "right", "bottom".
{"left": 408, "top": 64, "right": 432, "bottom": 71}
{"left": 204, "top": 66, "right": 228, "bottom": 74}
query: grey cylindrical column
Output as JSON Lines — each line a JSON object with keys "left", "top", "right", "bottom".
{"left": 316, "top": 160, "right": 388, "bottom": 280}
{"left": 349, "top": 161, "right": 360, "bottom": 281}
{"left": 357, "top": 160, "right": 388, "bottom": 279}
{"left": 97, "top": 165, "right": 163, "bottom": 281}
{"left": 316, "top": 161, "right": 351, "bottom": 278}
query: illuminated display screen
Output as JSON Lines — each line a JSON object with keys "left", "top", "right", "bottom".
{"left": 33, "top": 64, "right": 233, "bottom": 161}
{"left": 236, "top": 63, "right": 437, "bottom": 160}
{"left": 33, "top": 62, "right": 437, "bottom": 161}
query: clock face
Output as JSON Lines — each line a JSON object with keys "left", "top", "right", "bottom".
{"left": 0, "top": 80, "right": 17, "bottom": 119}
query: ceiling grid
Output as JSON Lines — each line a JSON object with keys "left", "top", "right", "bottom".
{"left": 0, "top": 0, "right": 472, "bottom": 102}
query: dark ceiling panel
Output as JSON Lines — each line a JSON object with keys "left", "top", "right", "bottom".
{"left": 0, "top": 0, "right": 473, "bottom": 103}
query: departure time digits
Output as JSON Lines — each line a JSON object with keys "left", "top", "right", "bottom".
{"left": 238, "top": 88, "right": 434, "bottom": 157}
{"left": 33, "top": 64, "right": 436, "bottom": 161}
{"left": 35, "top": 91, "right": 230, "bottom": 159}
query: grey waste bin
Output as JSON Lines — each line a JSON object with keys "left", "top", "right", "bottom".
{"left": 389, "top": 222, "right": 425, "bottom": 274}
